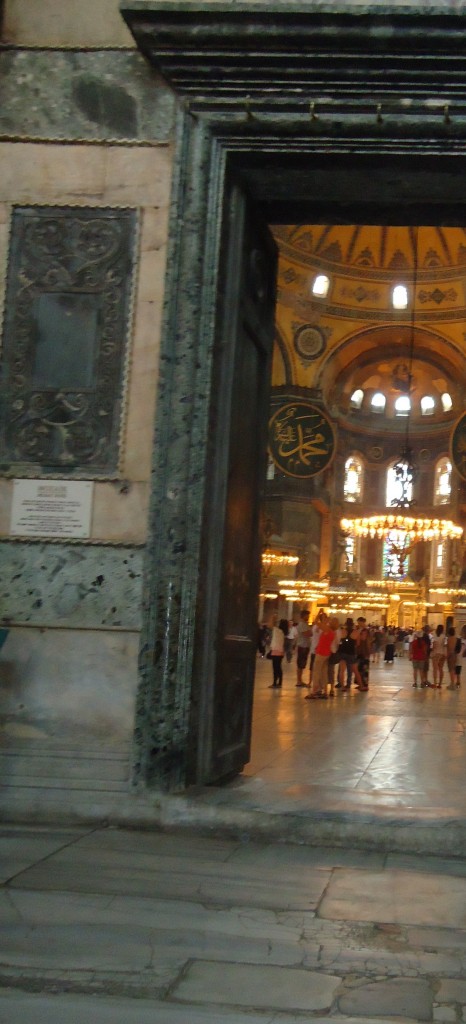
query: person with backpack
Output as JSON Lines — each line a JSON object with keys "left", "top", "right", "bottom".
{"left": 410, "top": 630, "right": 427, "bottom": 688}
{"left": 335, "top": 618, "right": 361, "bottom": 692}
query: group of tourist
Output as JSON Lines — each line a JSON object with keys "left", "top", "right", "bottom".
{"left": 408, "top": 622, "right": 466, "bottom": 689}
{"left": 265, "top": 609, "right": 371, "bottom": 699}
{"left": 260, "top": 613, "right": 466, "bottom": 697}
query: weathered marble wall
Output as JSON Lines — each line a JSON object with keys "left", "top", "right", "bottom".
{"left": 0, "top": 543, "right": 143, "bottom": 628}
{"left": 3, "top": 0, "right": 135, "bottom": 47}
{"left": 0, "top": 627, "right": 139, "bottom": 746}
{"left": 0, "top": 51, "right": 174, "bottom": 142}
{"left": 0, "top": 7, "right": 176, "bottom": 790}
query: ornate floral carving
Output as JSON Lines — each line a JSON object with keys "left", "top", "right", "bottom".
{"left": 1, "top": 206, "right": 136, "bottom": 475}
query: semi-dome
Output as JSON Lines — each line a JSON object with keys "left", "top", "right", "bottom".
{"left": 272, "top": 224, "right": 466, "bottom": 436}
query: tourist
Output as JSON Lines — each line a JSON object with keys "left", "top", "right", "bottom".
{"left": 296, "top": 609, "right": 312, "bottom": 687}
{"left": 269, "top": 618, "right": 288, "bottom": 688}
{"left": 384, "top": 626, "right": 396, "bottom": 664}
{"left": 410, "top": 629, "right": 426, "bottom": 688}
{"left": 336, "top": 618, "right": 361, "bottom": 692}
{"left": 355, "top": 626, "right": 371, "bottom": 691}
{"left": 305, "top": 613, "right": 336, "bottom": 700}
{"left": 429, "top": 624, "right": 445, "bottom": 688}
{"left": 445, "top": 627, "right": 458, "bottom": 690}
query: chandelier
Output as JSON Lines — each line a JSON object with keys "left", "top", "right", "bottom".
{"left": 341, "top": 229, "right": 464, "bottom": 571}
{"left": 262, "top": 552, "right": 299, "bottom": 570}
{"left": 341, "top": 515, "right": 463, "bottom": 543}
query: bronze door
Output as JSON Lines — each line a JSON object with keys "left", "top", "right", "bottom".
{"left": 193, "top": 181, "right": 277, "bottom": 785}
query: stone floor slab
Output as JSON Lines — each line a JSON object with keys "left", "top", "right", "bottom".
{"left": 319, "top": 868, "right": 466, "bottom": 927}
{"left": 0, "top": 991, "right": 297, "bottom": 1024}
{"left": 172, "top": 960, "right": 341, "bottom": 1012}
{"left": 1, "top": 923, "right": 152, "bottom": 971}
{"left": 9, "top": 856, "right": 329, "bottom": 910}
{"left": 0, "top": 828, "right": 86, "bottom": 883}
{"left": 0, "top": 990, "right": 421, "bottom": 1024}
{"left": 436, "top": 978, "right": 466, "bottom": 1002}
{"left": 338, "top": 978, "right": 433, "bottom": 1021}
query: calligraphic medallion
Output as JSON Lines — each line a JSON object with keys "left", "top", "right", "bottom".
{"left": 450, "top": 412, "right": 466, "bottom": 481}
{"left": 268, "top": 402, "right": 336, "bottom": 478}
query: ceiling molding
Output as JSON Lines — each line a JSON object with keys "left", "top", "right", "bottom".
{"left": 121, "top": 3, "right": 466, "bottom": 127}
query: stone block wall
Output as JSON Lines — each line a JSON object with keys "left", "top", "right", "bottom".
{"left": 0, "top": 1, "right": 176, "bottom": 772}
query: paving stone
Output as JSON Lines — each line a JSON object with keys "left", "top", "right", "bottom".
{"left": 437, "top": 978, "right": 466, "bottom": 1002}
{"left": 8, "top": 845, "right": 330, "bottom": 909}
{"left": 407, "top": 927, "right": 466, "bottom": 951}
{"left": 2, "top": 923, "right": 152, "bottom": 971}
{"left": 0, "top": 991, "right": 293, "bottom": 1024}
{"left": 172, "top": 960, "right": 341, "bottom": 1012}
{"left": 433, "top": 1008, "right": 457, "bottom": 1022}
{"left": 338, "top": 977, "right": 433, "bottom": 1020}
{"left": 4, "top": 826, "right": 466, "bottom": 1023}
{"left": 319, "top": 868, "right": 466, "bottom": 927}
{"left": 0, "top": 828, "right": 86, "bottom": 883}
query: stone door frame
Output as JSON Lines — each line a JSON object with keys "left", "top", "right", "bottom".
{"left": 123, "top": 2, "right": 466, "bottom": 791}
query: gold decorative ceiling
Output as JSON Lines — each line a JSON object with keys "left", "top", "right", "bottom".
{"left": 272, "top": 225, "right": 466, "bottom": 432}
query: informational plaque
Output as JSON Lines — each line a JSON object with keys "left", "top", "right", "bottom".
{"left": 10, "top": 480, "right": 93, "bottom": 539}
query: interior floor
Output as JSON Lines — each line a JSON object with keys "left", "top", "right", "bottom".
{"left": 230, "top": 651, "right": 466, "bottom": 823}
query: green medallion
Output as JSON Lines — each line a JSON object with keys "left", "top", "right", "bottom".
{"left": 269, "top": 401, "right": 336, "bottom": 478}
{"left": 450, "top": 412, "right": 466, "bottom": 481}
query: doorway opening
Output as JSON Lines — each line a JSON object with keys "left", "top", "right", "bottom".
{"left": 121, "top": 3, "right": 466, "bottom": 794}
{"left": 248, "top": 218, "right": 466, "bottom": 785}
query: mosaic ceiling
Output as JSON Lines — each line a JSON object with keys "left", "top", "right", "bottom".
{"left": 272, "top": 225, "right": 466, "bottom": 434}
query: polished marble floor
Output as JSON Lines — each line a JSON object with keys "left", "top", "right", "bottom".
{"left": 225, "top": 650, "right": 466, "bottom": 823}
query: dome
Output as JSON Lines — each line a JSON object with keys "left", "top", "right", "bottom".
{"left": 272, "top": 224, "right": 466, "bottom": 436}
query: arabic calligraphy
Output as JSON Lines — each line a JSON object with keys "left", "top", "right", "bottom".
{"left": 269, "top": 402, "right": 335, "bottom": 478}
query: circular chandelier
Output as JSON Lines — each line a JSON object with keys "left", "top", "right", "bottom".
{"left": 341, "top": 515, "right": 463, "bottom": 542}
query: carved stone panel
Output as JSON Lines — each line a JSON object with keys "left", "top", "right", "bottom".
{"left": 1, "top": 206, "right": 137, "bottom": 476}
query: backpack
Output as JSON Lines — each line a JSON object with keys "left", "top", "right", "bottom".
{"left": 455, "top": 637, "right": 462, "bottom": 654}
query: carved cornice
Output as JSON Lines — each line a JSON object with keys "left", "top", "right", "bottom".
{"left": 121, "top": 3, "right": 466, "bottom": 125}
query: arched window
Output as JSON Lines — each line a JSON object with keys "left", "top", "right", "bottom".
{"left": 383, "top": 530, "right": 410, "bottom": 578}
{"left": 394, "top": 395, "right": 411, "bottom": 416}
{"left": 345, "top": 534, "right": 360, "bottom": 572}
{"left": 386, "top": 462, "right": 413, "bottom": 507}
{"left": 344, "top": 455, "right": 363, "bottom": 503}
{"left": 420, "top": 395, "right": 435, "bottom": 416}
{"left": 350, "top": 388, "right": 364, "bottom": 409}
{"left": 434, "top": 458, "right": 452, "bottom": 505}
{"left": 345, "top": 534, "right": 355, "bottom": 566}
{"left": 311, "top": 274, "right": 330, "bottom": 297}
{"left": 371, "top": 392, "right": 386, "bottom": 413}
{"left": 441, "top": 392, "right": 453, "bottom": 412}
{"left": 392, "top": 284, "right": 408, "bottom": 309}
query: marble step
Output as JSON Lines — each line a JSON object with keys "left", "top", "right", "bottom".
{"left": 0, "top": 749, "right": 131, "bottom": 789}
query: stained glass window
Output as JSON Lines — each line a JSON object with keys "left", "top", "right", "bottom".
{"left": 344, "top": 456, "right": 363, "bottom": 502}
